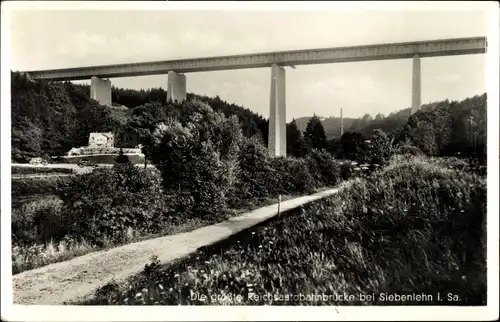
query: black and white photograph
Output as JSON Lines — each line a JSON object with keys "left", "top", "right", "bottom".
{"left": 1, "top": 1, "right": 498, "bottom": 321}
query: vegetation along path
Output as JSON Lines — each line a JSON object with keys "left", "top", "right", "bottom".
{"left": 13, "top": 187, "right": 341, "bottom": 305}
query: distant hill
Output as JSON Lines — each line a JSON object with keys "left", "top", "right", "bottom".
{"left": 294, "top": 116, "right": 357, "bottom": 140}
{"left": 294, "top": 106, "right": 412, "bottom": 140}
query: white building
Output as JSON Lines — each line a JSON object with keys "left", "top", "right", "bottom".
{"left": 88, "top": 132, "right": 114, "bottom": 148}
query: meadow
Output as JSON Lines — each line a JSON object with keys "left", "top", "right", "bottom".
{"left": 79, "top": 155, "right": 486, "bottom": 306}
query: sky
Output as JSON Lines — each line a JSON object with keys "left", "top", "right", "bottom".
{"left": 8, "top": 3, "right": 490, "bottom": 121}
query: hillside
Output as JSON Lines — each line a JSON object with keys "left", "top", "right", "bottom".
{"left": 10, "top": 72, "right": 268, "bottom": 162}
{"left": 295, "top": 116, "right": 357, "bottom": 140}
{"left": 11, "top": 71, "right": 486, "bottom": 162}
{"left": 293, "top": 94, "right": 485, "bottom": 145}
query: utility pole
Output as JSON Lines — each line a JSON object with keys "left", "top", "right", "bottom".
{"left": 340, "top": 108, "right": 344, "bottom": 137}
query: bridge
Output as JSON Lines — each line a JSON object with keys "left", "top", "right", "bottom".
{"left": 21, "top": 37, "right": 487, "bottom": 157}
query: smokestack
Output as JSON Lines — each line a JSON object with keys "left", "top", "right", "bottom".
{"left": 340, "top": 108, "right": 344, "bottom": 137}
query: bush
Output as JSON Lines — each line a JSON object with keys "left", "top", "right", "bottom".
{"left": 305, "top": 149, "right": 341, "bottom": 187}
{"left": 369, "top": 129, "right": 395, "bottom": 165}
{"left": 59, "top": 164, "right": 170, "bottom": 246}
{"left": 269, "top": 157, "right": 316, "bottom": 195}
{"left": 115, "top": 148, "right": 131, "bottom": 164}
{"left": 150, "top": 100, "right": 242, "bottom": 221}
{"left": 84, "top": 156, "right": 486, "bottom": 305}
{"left": 12, "top": 197, "right": 65, "bottom": 244}
{"left": 397, "top": 144, "right": 424, "bottom": 156}
{"left": 232, "top": 136, "right": 274, "bottom": 205}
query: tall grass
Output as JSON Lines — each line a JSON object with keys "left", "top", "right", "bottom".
{"left": 81, "top": 156, "right": 486, "bottom": 306}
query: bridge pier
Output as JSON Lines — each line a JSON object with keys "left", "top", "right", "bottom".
{"left": 167, "top": 71, "right": 187, "bottom": 103}
{"left": 411, "top": 54, "right": 421, "bottom": 115}
{"left": 268, "top": 64, "right": 286, "bottom": 157}
{"left": 90, "top": 76, "right": 112, "bottom": 106}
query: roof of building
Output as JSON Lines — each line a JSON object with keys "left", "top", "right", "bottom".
{"left": 89, "top": 132, "right": 114, "bottom": 139}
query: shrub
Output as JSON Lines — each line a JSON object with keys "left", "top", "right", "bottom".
{"left": 115, "top": 148, "right": 131, "bottom": 164}
{"left": 150, "top": 100, "right": 242, "bottom": 221}
{"left": 305, "top": 149, "right": 341, "bottom": 187}
{"left": 369, "top": 129, "right": 395, "bottom": 165}
{"left": 12, "top": 197, "right": 66, "bottom": 244}
{"left": 397, "top": 144, "right": 424, "bottom": 156}
{"left": 59, "top": 164, "right": 170, "bottom": 246}
{"left": 269, "top": 157, "right": 316, "bottom": 195}
{"left": 340, "top": 131, "right": 368, "bottom": 162}
{"left": 84, "top": 156, "right": 486, "bottom": 305}
{"left": 232, "top": 136, "right": 274, "bottom": 205}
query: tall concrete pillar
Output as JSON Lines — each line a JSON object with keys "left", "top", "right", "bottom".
{"left": 167, "top": 71, "right": 187, "bottom": 103}
{"left": 411, "top": 54, "right": 421, "bottom": 115}
{"left": 90, "top": 76, "right": 112, "bottom": 106}
{"left": 268, "top": 64, "right": 286, "bottom": 157}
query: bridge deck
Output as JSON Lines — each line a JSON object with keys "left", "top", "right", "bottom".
{"left": 23, "top": 37, "right": 486, "bottom": 81}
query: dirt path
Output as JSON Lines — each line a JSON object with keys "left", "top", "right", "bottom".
{"left": 12, "top": 188, "right": 340, "bottom": 305}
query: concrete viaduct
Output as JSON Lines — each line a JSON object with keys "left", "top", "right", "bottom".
{"left": 22, "top": 36, "right": 486, "bottom": 157}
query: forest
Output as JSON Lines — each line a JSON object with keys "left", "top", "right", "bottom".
{"left": 11, "top": 71, "right": 487, "bottom": 163}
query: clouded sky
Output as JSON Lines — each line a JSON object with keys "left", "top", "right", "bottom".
{"left": 8, "top": 2, "right": 491, "bottom": 121}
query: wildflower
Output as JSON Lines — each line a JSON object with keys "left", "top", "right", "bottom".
{"left": 158, "top": 284, "right": 164, "bottom": 290}
{"left": 174, "top": 273, "right": 180, "bottom": 277}
{"left": 135, "top": 292, "right": 142, "bottom": 298}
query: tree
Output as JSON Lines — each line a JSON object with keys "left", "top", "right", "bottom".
{"left": 340, "top": 131, "right": 367, "bottom": 162}
{"left": 150, "top": 100, "right": 243, "bottom": 220}
{"left": 327, "top": 138, "right": 343, "bottom": 158}
{"left": 304, "top": 115, "right": 328, "bottom": 151}
{"left": 370, "top": 129, "right": 395, "bottom": 165}
{"left": 115, "top": 148, "right": 131, "bottom": 164}
{"left": 287, "top": 119, "right": 310, "bottom": 157}
{"left": 11, "top": 117, "right": 43, "bottom": 162}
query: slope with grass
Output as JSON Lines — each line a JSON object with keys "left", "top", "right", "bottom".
{"left": 12, "top": 188, "right": 339, "bottom": 305}
{"left": 82, "top": 156, "right": 486, "bottom": 306}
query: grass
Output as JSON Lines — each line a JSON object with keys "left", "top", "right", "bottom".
{"left": 12, "top": 166, "right": 76, "bottom": 175}
{"left": 11, "top": 191, "right": 317, "bottom": 275}
{"left": 78, "top": 156, "right": 486, "bottom": 306}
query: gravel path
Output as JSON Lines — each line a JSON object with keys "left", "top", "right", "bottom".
{"left": 12, "top": 188, "right": 340, "bottom": 305}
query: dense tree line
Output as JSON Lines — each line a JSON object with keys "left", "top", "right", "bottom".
{"left": 290, "top": 94, "right": 487, "bottom": 161}
{"left": 11, "top": 71, "right": 486, "bottom": 163}
{"left": 10, "top": 72, "right": 269, "bottom": 162}
{"left": 395, "top": 94, "right": 487, "bottom": 158}
{"left": 11, "top": 73, "right": 123, "bottom": 162}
